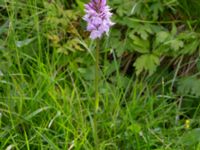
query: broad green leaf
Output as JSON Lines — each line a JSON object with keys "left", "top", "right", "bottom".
{"left": 129, "top": 35, "right": 150, "bottom": 54}
{"left": 179, "top": 128, "right": 200, "bottom": 146}
{"left": 134, "top": 54, "right": 160, "bottom": 75}
{"left": 178, "top": 77, "right": 200, "bottom": 97}
{"left": 156, "top": 31, "right": 170, "bottom": 43}
{"left": 170, "top": 39, "right": 184, "bottom": 51}
{"left": 150, "top": 1, "right": 163, "bottom": 20}
{"left": 78, "top": 66, "right": 95, "bottom": 81}
{"left": 75, "top": 0, "right": 85, "bottom": 12}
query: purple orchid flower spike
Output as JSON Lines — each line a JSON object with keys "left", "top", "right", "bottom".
{"left": 83, "top": 0, "right": 114, "bottom": 40}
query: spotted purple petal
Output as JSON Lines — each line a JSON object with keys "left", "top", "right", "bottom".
{"left": 83, "top": 0, "right": 114, "bottom": 40}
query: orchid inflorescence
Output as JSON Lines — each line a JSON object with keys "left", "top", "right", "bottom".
{"left": 83, "top": 0, "right": 114, "bottom": 40}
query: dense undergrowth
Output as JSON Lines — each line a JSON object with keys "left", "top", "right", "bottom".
{"left": 0, "top": 0, "right": 200, "bottom": 149}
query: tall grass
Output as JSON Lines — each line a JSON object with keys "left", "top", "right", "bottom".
{"left": 0, "top": 0, "right": 200, "bottom": 149}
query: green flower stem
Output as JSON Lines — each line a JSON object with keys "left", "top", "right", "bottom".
{"left": 95, "top": 39, "right": 100, "bottom": 112}
{"left": 93, "top": 39, "right": 100, "bottom": 148}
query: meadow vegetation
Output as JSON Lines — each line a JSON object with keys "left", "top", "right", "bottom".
{"left": 0, "top": 0, "right": 200, "bottom": 149}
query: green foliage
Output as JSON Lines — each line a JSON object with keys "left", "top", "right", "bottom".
{"left": 43, "top": 1, "right": 83, "bottom": 55}
{"left": 1, "top": 0, "right": 200, "bottom": 149}
{"left": 180, "top": 128, "right": 200, "bottom": 147}
{"left": 134, "top": 54, "right": 160, "bottom": 75}
{"left": 178, "top": 0, "right": 200, "bottom": 19}
{"left": 110, "top": 0, "right": 200, "bottom": 75}
{"left": 178, "top": 76, "right": 200, "bottom": 97}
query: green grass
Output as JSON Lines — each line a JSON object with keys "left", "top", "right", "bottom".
{"left": 0, "top": 0, "right": 200, "bottom": 149}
